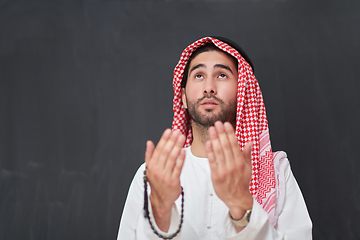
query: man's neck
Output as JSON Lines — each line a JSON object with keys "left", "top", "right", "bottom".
{"left": 190, "top": 122, "right": 209, "bottom": 158}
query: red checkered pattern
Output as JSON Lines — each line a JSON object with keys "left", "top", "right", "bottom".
{"left": 172, "top": 37, "right": 278, "bottom": 225}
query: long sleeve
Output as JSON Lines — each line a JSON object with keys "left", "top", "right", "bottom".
{"left": 117, "top": 164, "right": 144, "bottom": 240}
{"left": 223, "top": 161, "right": 312, "bottom": 240}
{"left": 117, "top": 163, "right": 182, "bottom": 240}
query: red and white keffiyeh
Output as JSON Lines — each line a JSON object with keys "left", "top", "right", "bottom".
{"left": 171, "top": 36, "right": 286, "bottom": 227}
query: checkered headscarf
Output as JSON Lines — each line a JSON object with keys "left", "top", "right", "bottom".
{"left": 172, "top": 36, "right": 283, "bottom": 227}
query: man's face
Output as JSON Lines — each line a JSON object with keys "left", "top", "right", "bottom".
{"left": 181, "top": 50, "right": 238, "bottom": 127}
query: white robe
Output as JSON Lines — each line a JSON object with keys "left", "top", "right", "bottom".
{"left": 117, "top": 147, "right": 312, "bottom": 240}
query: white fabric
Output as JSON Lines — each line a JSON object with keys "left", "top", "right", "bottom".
{"left": 117, "top": 147, "right": 312, "bottom": 240}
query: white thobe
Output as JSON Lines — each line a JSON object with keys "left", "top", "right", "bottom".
{"left": 117, "top": 147, "right": 312, "bottom": 240}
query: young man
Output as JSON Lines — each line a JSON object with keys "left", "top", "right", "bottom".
{"left": 117, "top": 36, "right": 312, "bottom": 239}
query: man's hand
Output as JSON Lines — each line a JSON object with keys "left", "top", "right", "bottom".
{"left": 145, "top": 129, "right": 186, "bottom": 232}
{"left": 206, "top": 121, "right": 253, "bottom": 230}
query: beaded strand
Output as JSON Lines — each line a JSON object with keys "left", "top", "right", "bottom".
{"left": 143, "top": 169, "right": 184, "bottom": 239}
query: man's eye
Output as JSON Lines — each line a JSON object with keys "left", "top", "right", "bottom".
{"left": 218, "top": 73, "right": 227, "bottom": 79}
{"left": 195, "top": 74, "right": 203, "bottom": 79}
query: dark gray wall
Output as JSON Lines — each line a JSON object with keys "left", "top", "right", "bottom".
{"left": 1, "top": 0, "right": 359, "bottom": 239}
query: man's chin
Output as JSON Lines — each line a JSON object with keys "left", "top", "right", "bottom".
{"left": 193, "top": 121, "right": 216, "bottom": 128}
{"left": 188, "top": 104, "right": 236, "bottom": 127}
{"left": 192, "top": 116, "right": 219, "bottom": 128}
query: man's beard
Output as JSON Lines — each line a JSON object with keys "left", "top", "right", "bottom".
{"left": 186, "top": 94, "right": 237, "bottom": 128}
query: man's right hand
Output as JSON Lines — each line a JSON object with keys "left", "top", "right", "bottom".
{"left": 145, "top": 129, "right": 186, "bottom": 232}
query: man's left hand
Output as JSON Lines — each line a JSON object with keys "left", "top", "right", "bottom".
{"left": 206, "top": 121, "right": 254, "bottom": 224}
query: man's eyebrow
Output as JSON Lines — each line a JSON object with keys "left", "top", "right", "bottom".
{"left": 214, "top": 64, "right": 233, "bottom": 74}
{"left": 189, "top": 63, "right": 234, "bottom": 75}
{"left": 189, "top": 63, "right": 205, "bottom": 75}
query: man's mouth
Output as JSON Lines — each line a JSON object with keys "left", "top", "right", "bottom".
{"left": 200, "top": 99, "right": 219, "bottom": 109}
{"left": 201, "top": 99, "right": 218, "bottom": 105}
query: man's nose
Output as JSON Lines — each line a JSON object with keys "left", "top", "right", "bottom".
{"left": 203, "top": 78, "right": 216, "bottom": 95}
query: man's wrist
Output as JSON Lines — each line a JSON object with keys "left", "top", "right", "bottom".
{"left": 149, "top": 194, "right": 173, "bottom": 232}
{"left": 229, "top": 208, "right": 252, "bottom": 227}
{"left": 228, "top": 196, "right": 253, "bottom": 219}
{"left": 150, "top": 194, "right": 173, "bottom": 216}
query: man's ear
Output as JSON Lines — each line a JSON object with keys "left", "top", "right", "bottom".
{"left": 181, "top": 88, "right": 187, "bottom": 109}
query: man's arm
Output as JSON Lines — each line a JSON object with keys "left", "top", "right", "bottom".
{"left": 206, "top": 121, "right": 312, "bottom": 239}
{"left": 118, "top": 129, "right": 186, "bottom": 240}
{"left": 223, "top": 161, "right": 313, "bottom": 240}
{"left": 145, "top": 129, "right": 186, "bottom": 232}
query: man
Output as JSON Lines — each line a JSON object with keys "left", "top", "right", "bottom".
{"left": 117, "top": 36, "right": 312, "bottom": 239}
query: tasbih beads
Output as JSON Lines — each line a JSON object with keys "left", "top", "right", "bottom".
{"left": 143, "top": 169, "right": 184, "bottom": 239}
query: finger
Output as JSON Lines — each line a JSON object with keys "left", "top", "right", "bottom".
{"left": 152, "top": 129, "right": 172, "bottom": 163}
{"left": 208, "top": 125, "right": 225, "bottom": 167}
{"left": 145, "top": 140, "right": 155, "bottom": 165}
{"left": 157, "top": 130, "right": 181, "bottom": 168}
{"left": 171, "top": 148, "right": 186, "bottom": 180}
{"left": 214, "top": 121, "right": 235, "bottom": 166}
{"left": 151, "top": 129, "right": 175, "bottom": 168}
{"left": 164, "top": 133, "right": 186, "bottom": 174}
{"left": 223, "top": 122, "right": 242, "bottom": 158}
{"left": 206, "top": 140, "right": 218, "bottom": 171}
{"left": 243, "top": 141, "right": 253, "bottom": 166}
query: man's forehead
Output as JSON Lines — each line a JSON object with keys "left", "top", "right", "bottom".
{"left": 188, "top": 50, "right": 237, "bottom": 70}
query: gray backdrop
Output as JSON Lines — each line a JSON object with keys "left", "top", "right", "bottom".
{"left": 1, "top": 0, "right": 359, "bottom": 239}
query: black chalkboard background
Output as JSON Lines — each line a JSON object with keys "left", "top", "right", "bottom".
{"left": 1, "top": 0, "right": 359, "bottom": 239}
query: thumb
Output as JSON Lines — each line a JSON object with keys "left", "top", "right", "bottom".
{"left": 145, "top": 140, "right": 155, "bottom": 164}
{"left": 243, "top": 141, "right": 253, "bottom": 165}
